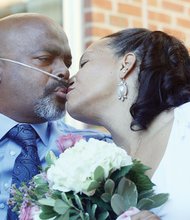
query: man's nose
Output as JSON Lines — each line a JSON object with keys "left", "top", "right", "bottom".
{"left": 53, "top": 60, "right": 70, "bottom": 80}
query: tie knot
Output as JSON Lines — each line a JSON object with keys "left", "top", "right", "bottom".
{"left": 7, "top": 124, "right": 38, "bottom": 148}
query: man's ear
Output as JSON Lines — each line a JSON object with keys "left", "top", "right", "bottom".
{"left": 119, "top": 52, "right": 136, "bottom": 78}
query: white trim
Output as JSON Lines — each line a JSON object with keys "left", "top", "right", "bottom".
{"left": 62, "top": 0, "right": 86, "bottom": 129}
{"left": 62, "top": 0, "right": 84, "bottom": 75}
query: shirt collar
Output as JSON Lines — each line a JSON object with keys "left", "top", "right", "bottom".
{"left": 0, "top": 114, "right": 49, "bottom": 146}
{"left": 31, "top": 123, "right": 49, "bottom": 146}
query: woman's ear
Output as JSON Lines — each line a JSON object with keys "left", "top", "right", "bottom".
{"left": 119, "top": 52, "right": 136, "bottom": 78}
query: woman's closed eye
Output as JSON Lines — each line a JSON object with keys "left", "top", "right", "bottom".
{"left": 80, "top": 60, "right": 88, "bottom": 68}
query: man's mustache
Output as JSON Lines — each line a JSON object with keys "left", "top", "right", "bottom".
{"left": 44, "top": 80, "right": 69, "bottom": 96}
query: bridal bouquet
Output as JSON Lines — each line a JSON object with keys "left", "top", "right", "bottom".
{"left": 9, "top": 135, "right": 168, "bottom": 220}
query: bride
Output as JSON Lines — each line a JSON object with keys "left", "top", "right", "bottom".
{"left": 66, "top": 28, "right": 190, "bottom": 219}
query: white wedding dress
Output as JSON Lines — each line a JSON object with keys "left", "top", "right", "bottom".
{"left": 151, "top": 102, "right": 190, "bottom": 219}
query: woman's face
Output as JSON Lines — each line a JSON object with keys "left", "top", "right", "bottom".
{"left": 66, "top": 38, "right": 120, "bottom": 124}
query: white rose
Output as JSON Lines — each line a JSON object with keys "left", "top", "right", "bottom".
{"left": 47, "top": 138, "right": 132, "bottom": 195}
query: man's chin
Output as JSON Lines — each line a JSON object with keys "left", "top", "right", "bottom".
{"left": 36, "top": 111, "right": 65, "bottom": 122}
{"left": 34, "top": 103, "right": 65, "bottom": 121}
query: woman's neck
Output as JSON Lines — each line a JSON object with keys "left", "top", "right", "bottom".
{"left": 102, "top": 109, "right": 141, "bottom": 156}
{"left": 102, "top": 107, "right": 174, "bottom": 158}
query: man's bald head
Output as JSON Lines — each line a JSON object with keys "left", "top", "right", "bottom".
{"left": 0, "top": 13, "right": 68, "bottom": 57}
{"left": 0, "top": 13, "right": 61, "bottom": 31}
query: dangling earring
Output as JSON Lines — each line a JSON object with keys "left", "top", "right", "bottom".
{"left": 117, "top": 79, "right": 128, "bottom": 101}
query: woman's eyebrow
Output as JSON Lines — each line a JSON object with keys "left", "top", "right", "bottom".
{"left": 79, "top": 51, "right": 93, "bottom": 63}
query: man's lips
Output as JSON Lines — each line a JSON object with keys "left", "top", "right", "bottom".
{"left": 55, "top": 86, "right": 68, "bottom": 99}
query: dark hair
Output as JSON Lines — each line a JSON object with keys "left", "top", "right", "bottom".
{"left": 106, "top": 28, "right": 190, "bottom": 130}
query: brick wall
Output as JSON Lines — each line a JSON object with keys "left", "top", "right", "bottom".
{"left": 84, "top": 0, "right": 190, "bottom": 49}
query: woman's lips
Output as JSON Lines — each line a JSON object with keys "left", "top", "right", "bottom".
{"left": 67, "top": 86, "right": 74, "bottom": 93}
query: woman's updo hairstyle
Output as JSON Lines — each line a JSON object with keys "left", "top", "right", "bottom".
{"left": 106, "top": 28, "right": 190, "bottom": 130}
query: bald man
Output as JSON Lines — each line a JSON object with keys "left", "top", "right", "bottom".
{"left": 0, "top": 13, "right": 110, "bottom": 220}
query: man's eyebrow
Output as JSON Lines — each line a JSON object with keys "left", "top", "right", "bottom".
{"left": 42, "top": 46, "right": 62, "bottom": 55}
{"left": 36, "top": 45, "right": 71, "bottom": 56}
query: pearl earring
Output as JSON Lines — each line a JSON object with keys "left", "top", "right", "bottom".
{"left": 117, "top": 79, "right": 128, "bottom": 101}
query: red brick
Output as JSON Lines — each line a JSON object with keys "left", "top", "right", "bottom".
{"left": 85, "top": 12, "right": 105, "bottom": 23}
{"left": 85, "top": 27, "right": 92, "bottom": 37}
{"left": 118, "top": 3, "right": 142, "bottom": 16}
{"left": 85, "top": 12, "right": 92, "bottom": 22}
{"left": 162, "top": 27, "right": 185, "bottom": 41}
{"left": 131, "top": 18, "right": 143, "bottom": 27}
{"left": 177, "top": 18, "right": 190, "bottom": 29}
{"left": 85, "top": 26, "right": 113, "bottom": 37}
{"left": 92, "top": 12, "right": 105, "bottom": 22}
{"left": 91, "top": 0, "right": 112, "bottom": 10}
{"left": 162, "top": 1, "right": 184, "bottom": 13}
{"left": 148, "top": 11, "right": 171, "bottom": 23}
{"left": 148, "top": 23, "right": 159, "bottom": 31}
{"left": 91, "top": 26, "right": 113, "bottom": 37}
{"left": 109, "top": 15, "right": 128, "bottom": 27}
{"left": 147, "top": 0, "right": 158, "bottom": 7}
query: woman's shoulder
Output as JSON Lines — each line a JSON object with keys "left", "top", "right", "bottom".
{"left": 174, "top": 102, "right": 190, "bottom": 125}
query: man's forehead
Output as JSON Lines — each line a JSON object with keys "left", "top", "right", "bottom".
{"left": 35, "top": 44, "right": 71, "bottom": 57}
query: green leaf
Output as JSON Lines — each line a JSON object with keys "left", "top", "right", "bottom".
{"left": 98, "top": 211, "right": 109, "bottom": 220}
{"left": 149, "top": 193, "right": 169, "bottom": 209}
{"left": 137, "top": 193, "right": 169, "bottom": 210}
{"left": 40, "top": 206, "right": 57, "bottom": 219}
{"left": 87, "top": 180, "right": 99, "bottom": 192}
{"left": 104, "top": 179, "right": 115, "bottom": 195}
{"left": 79, "top": 211, "right": 90, "bottom": 220}
{"left": 33, "top": 174, "right": 47, "bottom": 185}
{"left": 69, "top": 215, "right": 81, "bottom": 220}
{"left": 91, "top": 204, "right": 97, "bottom": 218}
{"left": 74, "top": 194, "right": 84, "bottom": 210}
{"left": 89, "top": 196, "right": 111, "bottom": 211}
{"left": 101, "top": 193, "right": 111, "bottom": 203}
{"left": 56, "top": 211, "right": 70, "bottom": 220}
{"left": 110, "top": 165, "right": 133, "bottom": 182}
{"left": 38, "top": 198, "right": 55, "bottom": 207}
{"left": 34, "top": 184, "right": 49, "bottom": 197}
{"left": 54, "top": 199, "right": 70, "bottom": 215}
{"left": 127, "top": 160, "right": 154, "bottom": 192}
{"left": 39, "top": 211, "right": 57, "bottom": 219}
{"left": 85, "top": 201, "right": 97, "bottom": 219}
{"left": 111, "top": 194, "right": 127, "bottom": 215}
{"left": 138, "top": 189, "right": 155, "bottom": 200}
{"left": 61, "top": 192, "right": 72, "bottom": 205}
{"left": 45, "top": 151, "right": 57, "bottom": 167}
{"left": 94, "top": 166, "right": 105, "bottom": 182}
{"left": 117, "top": 178, "right": 138, "bottom": 208}
{"left": 137, "top": 198, "right": 155, "bottom": 210}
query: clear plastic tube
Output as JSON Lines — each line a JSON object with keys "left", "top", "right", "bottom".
{"left": 0, "top": 57, "right": 62, "bottom": 81}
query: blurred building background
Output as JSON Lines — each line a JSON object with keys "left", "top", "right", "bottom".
{"left": 0, "top": 0, "right": 190, "bottom": 130}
